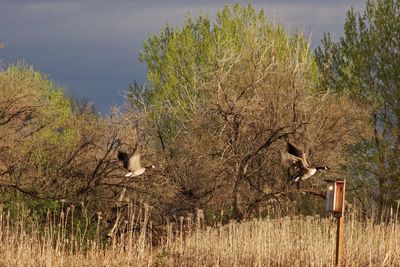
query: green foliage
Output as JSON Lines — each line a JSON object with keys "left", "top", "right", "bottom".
{"left": 2, "top": 63, "right": 74, "bottom": 131}
{"left": 138, "top": 3, "right": 363, "bottom": 220}
{"left": 140, "top": 3, "right": 317, "bottom": 147}
{"left": 316, "top": 0, "right": 400, "bottom": 103}
{"left": 140, "top": 14, "right": 213, "bottom": 139}
{"left": 1, "top": 62, "right": 178, "bottom": 228}
{"left": 0, "top": 64, "right": 83, "bottom": 200}
{"left": 1, "top": 191, "right": 61, "bottom": 220}
{"left": 1, "top": 64, "right": 79, "bottom": 173}
{"left": 315, "top": 0, "right": 400, "bottom": 207}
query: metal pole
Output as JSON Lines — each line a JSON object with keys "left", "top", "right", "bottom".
{"left": 335, "top": 215, "right": 344, "bottom": 267}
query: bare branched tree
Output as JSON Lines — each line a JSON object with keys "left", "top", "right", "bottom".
{"left": 164, "top": 31, "right": 368, "bottom": 220}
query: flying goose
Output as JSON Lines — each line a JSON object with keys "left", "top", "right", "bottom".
{"left": 117, "top": 149, "right": 154, "bottom": 177}
{"left": 281, "top": 142, "right": 329, "bottom": 187}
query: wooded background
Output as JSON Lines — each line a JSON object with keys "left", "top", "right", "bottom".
{"left": 0, "top": 1, "right": 399, "bottom": 235}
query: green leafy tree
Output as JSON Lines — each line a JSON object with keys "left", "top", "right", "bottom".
{"left": 315, "top": 0, "right": 400, "bottom": 207}
{"left": 0, "top": 63, "right": 77, "bottom": 216}
{"left": 140, "top": 4, "right": 318, "bottom": 150}
{"left": 140, "top": 15, "right": 212, "bottom": 147}
{"left": 139, "top": 4, "right": 365, "bottom": 219}
{"left": 0, "top": 64, "right": 178, "bottom": 229}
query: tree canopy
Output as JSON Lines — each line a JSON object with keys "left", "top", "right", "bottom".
{"left": 1, "top": 2, "right": 390, "bottom": 227}
{"left": 139, "top": 4, "right": 318, "bottom": 149}
{"left": 138, "top": 4, "right": 367, "bottom": 219}
{"left": 315, "top": 0, "right": 400, "bottom": 207}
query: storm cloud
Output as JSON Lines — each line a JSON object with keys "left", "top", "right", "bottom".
{"left": 0, "top": 0, "right": 365, "bottom": 113}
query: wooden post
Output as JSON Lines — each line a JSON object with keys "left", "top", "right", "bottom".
{"left": 335, "top": 215, "right": 344, "bottom": 267}
{"left": 325, "top": 179, "right": 346, "bottom": 267}
{"left": 335, "top": 179, "right": 345, "bottom": 267}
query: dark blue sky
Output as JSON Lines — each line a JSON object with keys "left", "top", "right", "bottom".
{"left": 0, "top": 0, "right": 364, "bottom": 114}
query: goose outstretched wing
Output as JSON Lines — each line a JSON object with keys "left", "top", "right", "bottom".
{"left": 287, "top": 142, "right": 310, "bottom": 167}
{"left": 280, "top": 151, "right": 306, "bottom": 169}
{"left": 117, "top": 151, "right": 130, "bottom": 169}
{"left": 287, "top": 142, "right": 304, "bottom": 157}
{"left": 128, "top": 152, "right": 142, "bottom": 171}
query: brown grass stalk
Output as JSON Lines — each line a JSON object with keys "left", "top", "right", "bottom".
{"left": 0, "top": 205, "right": 399, "bottom": 266}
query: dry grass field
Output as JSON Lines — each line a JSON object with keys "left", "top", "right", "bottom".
{"left": 0, "top": 205, "right": 399, "bottom": 267}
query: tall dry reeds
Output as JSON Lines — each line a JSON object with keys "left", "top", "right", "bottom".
{"left": 166, "top": 212, "right": 400, "bottom": 266}
{"left": 0, "top": 202, "right": 155, "bottom": 266}
{"left": 0, "top": 204, "right": 399, "bottom": 266}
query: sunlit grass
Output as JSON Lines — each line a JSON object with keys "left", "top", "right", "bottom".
{"left": 0, "top": 204, "right": 399, "bottom": 266}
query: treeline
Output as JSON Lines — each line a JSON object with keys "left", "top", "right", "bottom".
{"left": 0, "top": 1, "right": 399, "bottom": 233}
{"left": 0, "top": 65, "right": 177, "bottom": 232}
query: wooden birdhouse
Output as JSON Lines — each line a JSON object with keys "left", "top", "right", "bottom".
{"left": 325, "top": 179, "right": 346, "bottom": 216}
